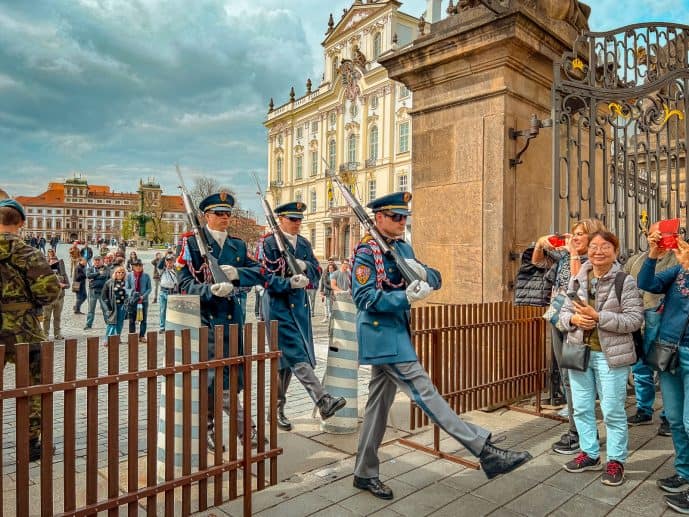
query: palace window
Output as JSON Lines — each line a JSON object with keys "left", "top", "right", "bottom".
{"left": 398, "top": 174, "right": 408, "bottom": 192}
{"left": 347, "top": 134, "right": 357, "bottom": 163}
{"left": 398, "top": 122, "right": 409, "bottom": 153}
{"left": 296, "top": 127, "right": 303, "bottom": 140}
{"left": 332, "top": 56, "right": 339, "bottom": 81}
{"left": 329, "top": 112, "right": 336, "bottom": 127}
{"left": 368, "top": 180, "right": 376, "bottom": 203}
{"left": 276, "top": 157, "right": 283, "bottom": 183}
{"left": 399, "top": 84, "right": 410, "bottom": 99}
{"left": 373, "top": 32, "right": 382, "bottom": 59}
{"left": 370, "top": 95, "right": 378, "bottom": 110}
{"left": 277, "top": 134, "right": 283, "bottom": 146}
{"left": 295, "top": 155, "right": 303, "bottom": 180}
{"left": 311, "top": 151, "right": 318, "bottom": 177}
{"left": 311, "top": 121, "right": 318, "bottom": 135}
{"left": 295, "top": 190, "right": 303, "bottom": 203}
{"left": 369, "top": 126, "right": 378, "bottom": 160}
{"left": 310, "top": 189, "right": 317, "bottom": 212}
{"left": 328, "top": 139, "right": 336, "bottom": 171}
{"left": 349, "top": 103, "right": 358, "bottom": 118}
{"left": 310, "top": 228, "right": 316, "bottom": 247}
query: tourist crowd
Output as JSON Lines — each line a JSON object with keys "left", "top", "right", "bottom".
{"left": 518, "top": 219, "right": 689, "bottom": 513}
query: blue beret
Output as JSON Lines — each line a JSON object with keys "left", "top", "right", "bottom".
{"left": 275, "top": 201, "right": 307, "bottom": 219}
{"left": 366, "top": 192, "right": 412, "bottom": 216}
{"left": 199, "top": 192, "right": 235, "bottom": 212}
{"left": 0, "top": 199, "right": 26, "bottom": 220}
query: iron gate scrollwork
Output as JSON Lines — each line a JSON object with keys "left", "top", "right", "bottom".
{"left": 552, "top": 23, "right": 689, "bottom": 258}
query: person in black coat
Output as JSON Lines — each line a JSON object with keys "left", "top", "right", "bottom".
{"left": 73, "top": 257, "right": 88, "bottom": 314}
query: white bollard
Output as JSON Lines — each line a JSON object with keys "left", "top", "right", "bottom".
{"left": 320, "top": 291, "right": 359, "bottom": 434}
{"left": 157, "top": 294, "right": 201, "bottom": 480}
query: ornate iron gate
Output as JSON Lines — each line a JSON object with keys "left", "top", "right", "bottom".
{"left": 552, "top": 23, "right": 689, "bottom": 257}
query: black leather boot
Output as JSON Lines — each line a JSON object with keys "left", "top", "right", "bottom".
{"left": 277, "top": 402, "right": 292, "bottom": 431}
{"left": 317, "top": 394, "right": 346, "bottom": 420}
{"left": 277, "top": 368, "right": 293, "bottom": 431}
{"left": 479, "top": 441, "right": 532, "bottom": 479}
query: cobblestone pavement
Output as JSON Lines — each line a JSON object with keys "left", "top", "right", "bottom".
{"left": 2, "top": 245, "right": 369, "bottom": 473}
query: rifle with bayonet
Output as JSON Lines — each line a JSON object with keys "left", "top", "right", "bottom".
{"left": 175, "top": 165, "right": 231, "bottom": 284}
{"left": 251, "top": 172, "right": 305, "bottom": 277}
{"left": 322, "top": 158, "right": 423, "bottom": 286}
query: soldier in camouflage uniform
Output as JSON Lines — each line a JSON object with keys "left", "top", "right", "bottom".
{"left": 0, "top": 199, "right": 61, "bottom": 461}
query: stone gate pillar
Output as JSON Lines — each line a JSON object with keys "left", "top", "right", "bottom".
{"left": 379, "top": 0, "right": 589, "bottom": 303}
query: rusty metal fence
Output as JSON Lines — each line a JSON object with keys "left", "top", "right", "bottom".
{"left": 0, "top": 321, "right": 281, "bottom": 517}
{"left": 402, "top": 302, "right": 548, "bottom": 468}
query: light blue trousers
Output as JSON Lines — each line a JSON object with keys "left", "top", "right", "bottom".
{"left": 569, "top": 351, "right": 630, "bottom": 463}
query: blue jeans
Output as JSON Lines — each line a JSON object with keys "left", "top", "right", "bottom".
{"left": 86, "top": 289, "right": 107, "bottom": 328}
{"left": 632, "top": 360, "right": 666, "bottom": 418}
{"left": 159, "top": 290, "right": 168, "bottom": 329}
{"left": 105, "top": 305, "right": 126, "bottom": 337}
{"left": 659, "top": 347, "right": 689, "bottom": 479}
{"left": 569, "top": 351, "right": 630, "bottom": 463}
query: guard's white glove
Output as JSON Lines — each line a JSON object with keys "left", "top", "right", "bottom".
{"left": 295, "top": 259, "right": 307, "bottom": 272}
{"left": 404, "top": 258, "right": 427, "bottom": 282}
{"left": 289, "top": 274, "right": 309, "bottom": 289}
{"left": 220, "top": 265, "right": 239, "bottom": 282}
{"left": 210, "top": 282, "right": 233, "bottom": 298}
{"left": 406, "top": 280, "right": 433, "bottom": 304}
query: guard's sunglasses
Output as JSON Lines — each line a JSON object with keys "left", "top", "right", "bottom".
{"left": 286, "top": 217, "right": 302, "bottom": 222}
{"left": 383, "top": 212, "right": 408, "bottom": 222}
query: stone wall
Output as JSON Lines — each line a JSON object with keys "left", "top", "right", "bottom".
{"left": 380, "top": 3, "right": 583, "bottom": 303}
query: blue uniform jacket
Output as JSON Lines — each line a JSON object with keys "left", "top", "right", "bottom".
{"left": 177, "top": 229, "right": 265, "bottom": 389}
{"left": 352, "top": 236, "right": 441, "bottom": 365}
{"left": 637, "top": 258, "right": 689, "bottom": 346}
{"left": 259, "top": 233, "right": 321, "bottom": 369}
{"left": 124, "top": 272, "right": 152, "bottom": 303}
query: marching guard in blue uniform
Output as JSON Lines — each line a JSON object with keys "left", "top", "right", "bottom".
{"left": 177, "top": 192, "right": 266, "bottom": 450}
{"left": 351, "top": 192, "right": 532, "bottom": 499}
{"left": 258, "top": 201, "right": 346, "bottom": 430}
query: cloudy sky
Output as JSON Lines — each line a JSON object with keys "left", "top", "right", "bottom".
{"left": 1, "top": 0, "right": 687, "bottom": 216}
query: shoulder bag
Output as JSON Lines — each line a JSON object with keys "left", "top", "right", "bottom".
{"left": 645, "top": 310, "right": 688, "bottom": 374}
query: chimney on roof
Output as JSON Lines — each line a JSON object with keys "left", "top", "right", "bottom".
{"left": 426, "top": 0, "right": 442, "bottom": 23}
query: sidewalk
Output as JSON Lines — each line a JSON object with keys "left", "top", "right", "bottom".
{"left": 201, "top": 396, "right": 678, "bottom": 517}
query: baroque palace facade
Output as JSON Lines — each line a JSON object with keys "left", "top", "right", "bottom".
{"left": 264, "top": 0, "right": 424, "bottom": 260}
{"left": 14, "top": 175, "right": 186, "bottom": 244}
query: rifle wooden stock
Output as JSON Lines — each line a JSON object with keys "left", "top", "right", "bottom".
{"left": 252, "top": 172, "right": 305, "bottom": 277}
{"left": 176, "top": 166, "right": 231, "bottom": 284}
{"left": 324, "top": 162, "right": 423, "bottom": 285}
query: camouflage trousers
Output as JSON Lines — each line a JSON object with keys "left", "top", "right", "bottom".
{"left": 4, "top": 344, "right": 42, "bottom": 440}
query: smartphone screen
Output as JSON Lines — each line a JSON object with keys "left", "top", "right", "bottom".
{"left": 548, "top": 234, "right": 566, "bottom": 247}
{"left": 567, "top": 291, "right": 585, "bottom": 305}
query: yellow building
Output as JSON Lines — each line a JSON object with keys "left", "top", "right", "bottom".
{"left": 264, "top": 0, "right": 424, "bottom": 260}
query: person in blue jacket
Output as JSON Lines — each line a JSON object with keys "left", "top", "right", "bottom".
{"left": 637, "top": 230, "right": 689, "bottom": 513}
{"left": 258, "top": 201, "right": 346, "bottom": 431}
{"left": 177, "top": 192, "right": 267, "bottom": 451}
{"left": 351, "top": 192, "right": 532, "bottom": 500}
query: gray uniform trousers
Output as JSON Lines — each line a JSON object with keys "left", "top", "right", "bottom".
{"left": 278, "top": 362, "right": 326, "bottom": 406}
{"left": 354, "top": 361, "right": 491, "bottom": 479}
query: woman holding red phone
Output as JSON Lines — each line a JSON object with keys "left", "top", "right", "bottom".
{"left": 637, "top": 232, "right": 689, "bottom": 512}
{"left": 532, "top": 218, "right": 605, "bottom": 455}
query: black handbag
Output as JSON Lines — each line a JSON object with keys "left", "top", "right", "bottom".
{"left": 560, "top": 341, "right": 590, "bottom": 372}
{"left": 645, "top": 315, "right": 688, "bottom": 373}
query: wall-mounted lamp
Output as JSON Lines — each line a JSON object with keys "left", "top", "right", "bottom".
{"left": 508, "top": 114, "right": 553, "bottom": 168}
